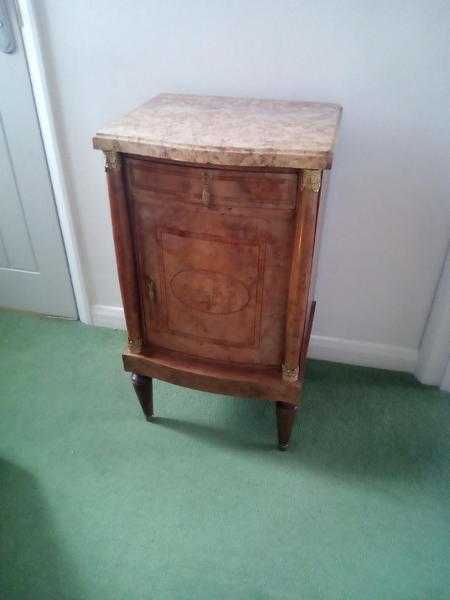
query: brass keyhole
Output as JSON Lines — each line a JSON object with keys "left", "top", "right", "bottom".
{"left": 147, "top": 279, "right": 157, "bottom": 303}
{"left": 202, "top": 172, "right": 212, "bottom": 207}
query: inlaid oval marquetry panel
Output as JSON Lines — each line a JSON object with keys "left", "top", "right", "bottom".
{"left": 170, "top": 269, "right": 250, "bottom": 315}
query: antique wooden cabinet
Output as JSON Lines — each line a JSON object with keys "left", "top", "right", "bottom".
{"left": 93, "top": 93, "right": 341, "bottom": 450}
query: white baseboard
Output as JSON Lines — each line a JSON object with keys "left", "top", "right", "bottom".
{"left": 90, "top": 304, "right": 418, "bottom": 374}
{"left": 308, "top": 334, "right": 418, "bottom": 373}
{"left": 91, "top": 304, "right": 126, "bottom": 330}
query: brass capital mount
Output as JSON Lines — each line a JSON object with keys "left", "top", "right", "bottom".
{"left": 300, "top": 169, "right": 322, "bottom": 193}
{"left": 104, "top": 149, "right": 122, "bottom": 172}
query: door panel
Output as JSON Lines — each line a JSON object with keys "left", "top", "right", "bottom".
{"left": 0, "top": 115, "right": 37, "bottom": 271}
{"left": 0, "top": 1, "right": 76, "bottom": 316}
{"left": 0, "top": 233, "right": 8, "bottom": 267}
{"left": 126, "top": 158, "right": 298, "bottom": 367}
{"left": 155, "top": 226, "right": 265, "bottom": 348}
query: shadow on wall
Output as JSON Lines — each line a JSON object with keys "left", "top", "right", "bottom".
{"left": 155, "top": 360, "right": 449, "bottom": 484}
{"left": 0, "top": 459, "right": 83, "bottom": 600}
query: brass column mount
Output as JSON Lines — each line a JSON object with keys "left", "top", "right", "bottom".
{"left": 104, "top": 149, "right": 122, "bottom": 172}
{"left": 300, "top": 169, "right": 322, "bottom": 193}
{"left": 282, "top": 363, "right": 299, "bottom": 383}
{"left": 128, "top": 337, "right": 142, "bottom": 352}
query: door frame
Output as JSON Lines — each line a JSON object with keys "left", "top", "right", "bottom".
{"left": 15, "top": 0, "right": 91, "bottom": 323}
{"left": 416, "top": 242, "right": 450, "bottom": 392}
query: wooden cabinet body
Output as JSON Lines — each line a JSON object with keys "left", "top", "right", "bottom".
{"left": 94, "top": 94, "right": 341, "bottom": 449}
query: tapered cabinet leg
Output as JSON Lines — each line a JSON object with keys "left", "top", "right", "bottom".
{"left": 131, "top": 373, "right": 153, "bottom": 421}
{"left": 276, "top": 402, "right": 298, "bottom": 451}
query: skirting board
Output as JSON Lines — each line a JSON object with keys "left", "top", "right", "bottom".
{"left": 90, "top": 304, "right": 126, "bottom": 330}
{"left": 90, "top": 304, "right": 418, "bottom": 374}
{"left": 308, "top": 335, "right": 417, "bottom": 374}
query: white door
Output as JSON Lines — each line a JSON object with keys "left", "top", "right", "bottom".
{"left": 0, "top": 0, "right": 76, "bottom": 317}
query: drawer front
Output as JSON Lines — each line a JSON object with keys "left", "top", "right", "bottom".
{"left": 126, "top": 158, "right": 297, "bottom": 367}
{"left": 127, "top": 158, "right": 297, "bottom": 210}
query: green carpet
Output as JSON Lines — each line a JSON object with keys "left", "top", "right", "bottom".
{"left": 0, "top": 309, "right": 449, "bottom": 600}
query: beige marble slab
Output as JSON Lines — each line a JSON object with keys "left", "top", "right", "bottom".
{"left": 93, "top": 93, "right": 342, "bottom": 170}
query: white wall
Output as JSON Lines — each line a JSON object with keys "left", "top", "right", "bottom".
{"left": 35, "top": 0, "right": 450, "bottom": 370}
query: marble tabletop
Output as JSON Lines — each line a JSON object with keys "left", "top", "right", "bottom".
{"left": 93, "top": 93, "right": 342, "bottom": 170}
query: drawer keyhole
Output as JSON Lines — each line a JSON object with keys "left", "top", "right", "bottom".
{"left": 147, "top": 279, "right": 157, "bottom": 303}
{"left": 202, "top": 172, "right": 212, "bottom": 207}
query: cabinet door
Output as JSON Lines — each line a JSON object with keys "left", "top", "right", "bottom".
{"left": 126, "top": 158, "right": 297, "bottom": 367}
